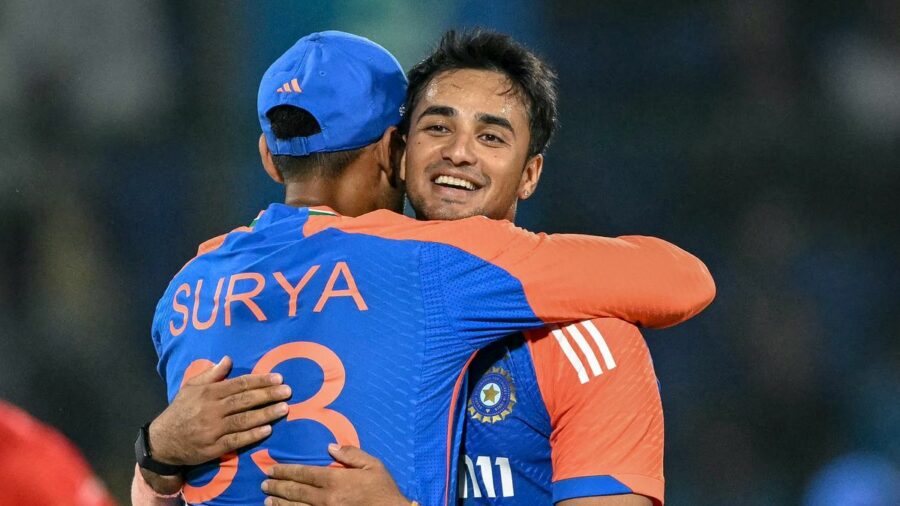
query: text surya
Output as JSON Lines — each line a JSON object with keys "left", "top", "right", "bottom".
{"left": 169, "top": 261, "right": 367, "bottom": 336}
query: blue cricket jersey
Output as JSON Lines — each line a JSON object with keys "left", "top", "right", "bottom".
{"left": 459, "top": 319, "right": 667, "bottom": 505}
{"left": 151, "top": 204, "right": 712, "bottom": 505}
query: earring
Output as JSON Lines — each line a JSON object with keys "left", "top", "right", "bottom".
{"left": 523, "top": 190, "right": 530, "bottom": 197}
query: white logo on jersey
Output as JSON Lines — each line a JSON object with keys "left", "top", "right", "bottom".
{"left": 459, "top": 455, "right": 514, "bottom": 499}
{"left": 551, "top": 320, "right": 616, "bottom": 384}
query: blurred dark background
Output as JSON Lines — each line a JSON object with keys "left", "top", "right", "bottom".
{"left": 1, "top": 1, "right": 898, "bottom": 504}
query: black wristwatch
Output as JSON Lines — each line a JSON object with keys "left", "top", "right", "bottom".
{"left": 134, "top": 422, "right": 183, "bottom": 476}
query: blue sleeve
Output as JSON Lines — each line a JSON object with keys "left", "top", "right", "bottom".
{"left": 150, "top": 288, "right": 174, "bottom": 382}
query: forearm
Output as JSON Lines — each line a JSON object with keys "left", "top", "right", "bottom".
{"left": 131, "top": 465, "right": 183, "bottom": 506}
{"left": 131, "top": 358, "right": 290, "bottom": 505}
{"left": 520, "top": 233, "right": 716, "bottom": 329}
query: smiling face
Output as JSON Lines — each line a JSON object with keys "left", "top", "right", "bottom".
{"left": 402, "top": 69, "right": 543, "bottom": 221}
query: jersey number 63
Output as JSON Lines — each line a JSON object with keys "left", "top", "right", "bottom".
{"left": 180, "top": 341, "right": 359, "bottom": 503}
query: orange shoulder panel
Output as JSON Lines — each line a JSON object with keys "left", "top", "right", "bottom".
{"left": 311, "top": 210, "right": 715, "bottom": 328}
{"left": 175, "top": 226, "right": 253, "bottom": 277}
{"left": 526, "top": 318, "right": 665, "bottom": 504}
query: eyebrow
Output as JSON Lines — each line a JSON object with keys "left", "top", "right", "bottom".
{"left": 418, "top": 105, "right": 516, "bottom": 136}
{"left": 418, "top": 105, "right": 456, "bottom": 121}
{"left": 476, "top": 113, "right": 515, "bottom": 135}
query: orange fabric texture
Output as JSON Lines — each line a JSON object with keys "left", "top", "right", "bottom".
{"left": 175, "top": 226, "right": 253, "bottom": 276}
{"left": 303, "top": 209, "right": 715, "bottom": 329}
{"left": 526, "top": 318, "right": 665, "bottom": 505}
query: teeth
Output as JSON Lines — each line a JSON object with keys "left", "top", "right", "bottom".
{"left": 435, "top": 175, "right": 476, "bottom": 190}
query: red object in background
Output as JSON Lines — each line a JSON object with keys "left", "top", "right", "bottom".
{"left": 0, "top": 401, "right": 117, "bottom": 505}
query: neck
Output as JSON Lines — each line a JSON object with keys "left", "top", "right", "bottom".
{"left": 284, "top": 177, "right": 339, "bottom": 208}
{"left": 283, "top": 177, "right": 373, "bottom": 217}
{"left": 504, "top": 200, "right": 518, "bottom": 222}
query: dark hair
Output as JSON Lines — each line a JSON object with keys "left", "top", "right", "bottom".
{"left": 266, "top": 105, "right": 364, "bottom": 180}
{"left": 401, "top": 29, "right": 559, "bottom": 157}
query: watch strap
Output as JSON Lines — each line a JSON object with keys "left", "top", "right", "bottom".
{"left": 135, "top": 422, "right": 183, "bottom": 476}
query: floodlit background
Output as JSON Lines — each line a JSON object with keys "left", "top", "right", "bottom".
{"left": 1, "top": 1, "right": 898, "bottom": 504}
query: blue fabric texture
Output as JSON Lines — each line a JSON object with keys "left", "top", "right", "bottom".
{"left": 151, "top": 205, "right": 543, "bottom": 505}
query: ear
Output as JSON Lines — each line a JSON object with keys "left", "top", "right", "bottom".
{"left": 398, "top": 134, "right": 408, "bottom": 182}
{"left": 517, "top": 154, "right": 543, "bottom": 200}
{"left": 373, "top": 126, "right": 399, "bottom": 183}
{"left": 388, "top": 129, "right": 407, "bottom": 186}
{"left": 258, "top": 134, "right": 284, "bottom": 184}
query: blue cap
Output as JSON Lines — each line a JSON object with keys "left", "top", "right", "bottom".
{"left": 258, "top": 31, "right": 407, "bottom": 156}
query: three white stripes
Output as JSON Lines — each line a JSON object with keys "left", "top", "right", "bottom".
{"left": 552, "top": 321, "right": 616, "bottom": 384}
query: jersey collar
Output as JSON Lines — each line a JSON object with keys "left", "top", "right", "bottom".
{"left": 249, "top": 203, "right": 340, "bottom": 229}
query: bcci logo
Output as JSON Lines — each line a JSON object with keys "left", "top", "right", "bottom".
{"left": 468, "top": 367, "right": 516, "bottom": 423}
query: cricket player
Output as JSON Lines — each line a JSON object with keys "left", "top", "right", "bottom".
{"left": 262, "top": 30, "right": 671, "bottom": 506}
{"left": 134, "top": 31, "right": 714, "bottom": 506}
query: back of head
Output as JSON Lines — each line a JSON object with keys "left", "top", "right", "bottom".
{"left": 258, "top": 31, "right": 408, "bottom": 180}
{"left": 265, "top": 105, "right": 366, "bottom": 179}
{"left": 401, "top": 29, "right": 559, "bottom": 158}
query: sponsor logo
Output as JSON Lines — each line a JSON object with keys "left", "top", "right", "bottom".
{"left": 276, "top": 78, "right": 303, "bottom": 93}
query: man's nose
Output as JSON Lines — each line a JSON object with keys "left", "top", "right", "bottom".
{"left": 441, "top": 132, "right": 477, "bottom": 166}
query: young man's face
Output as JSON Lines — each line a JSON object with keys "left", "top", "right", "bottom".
{"left": 402, "top": 69, "right": 543, "bottom": 221}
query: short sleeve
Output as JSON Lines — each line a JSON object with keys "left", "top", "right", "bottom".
{"left": 526, "top": 318, "right": 665, "bottom": 505}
